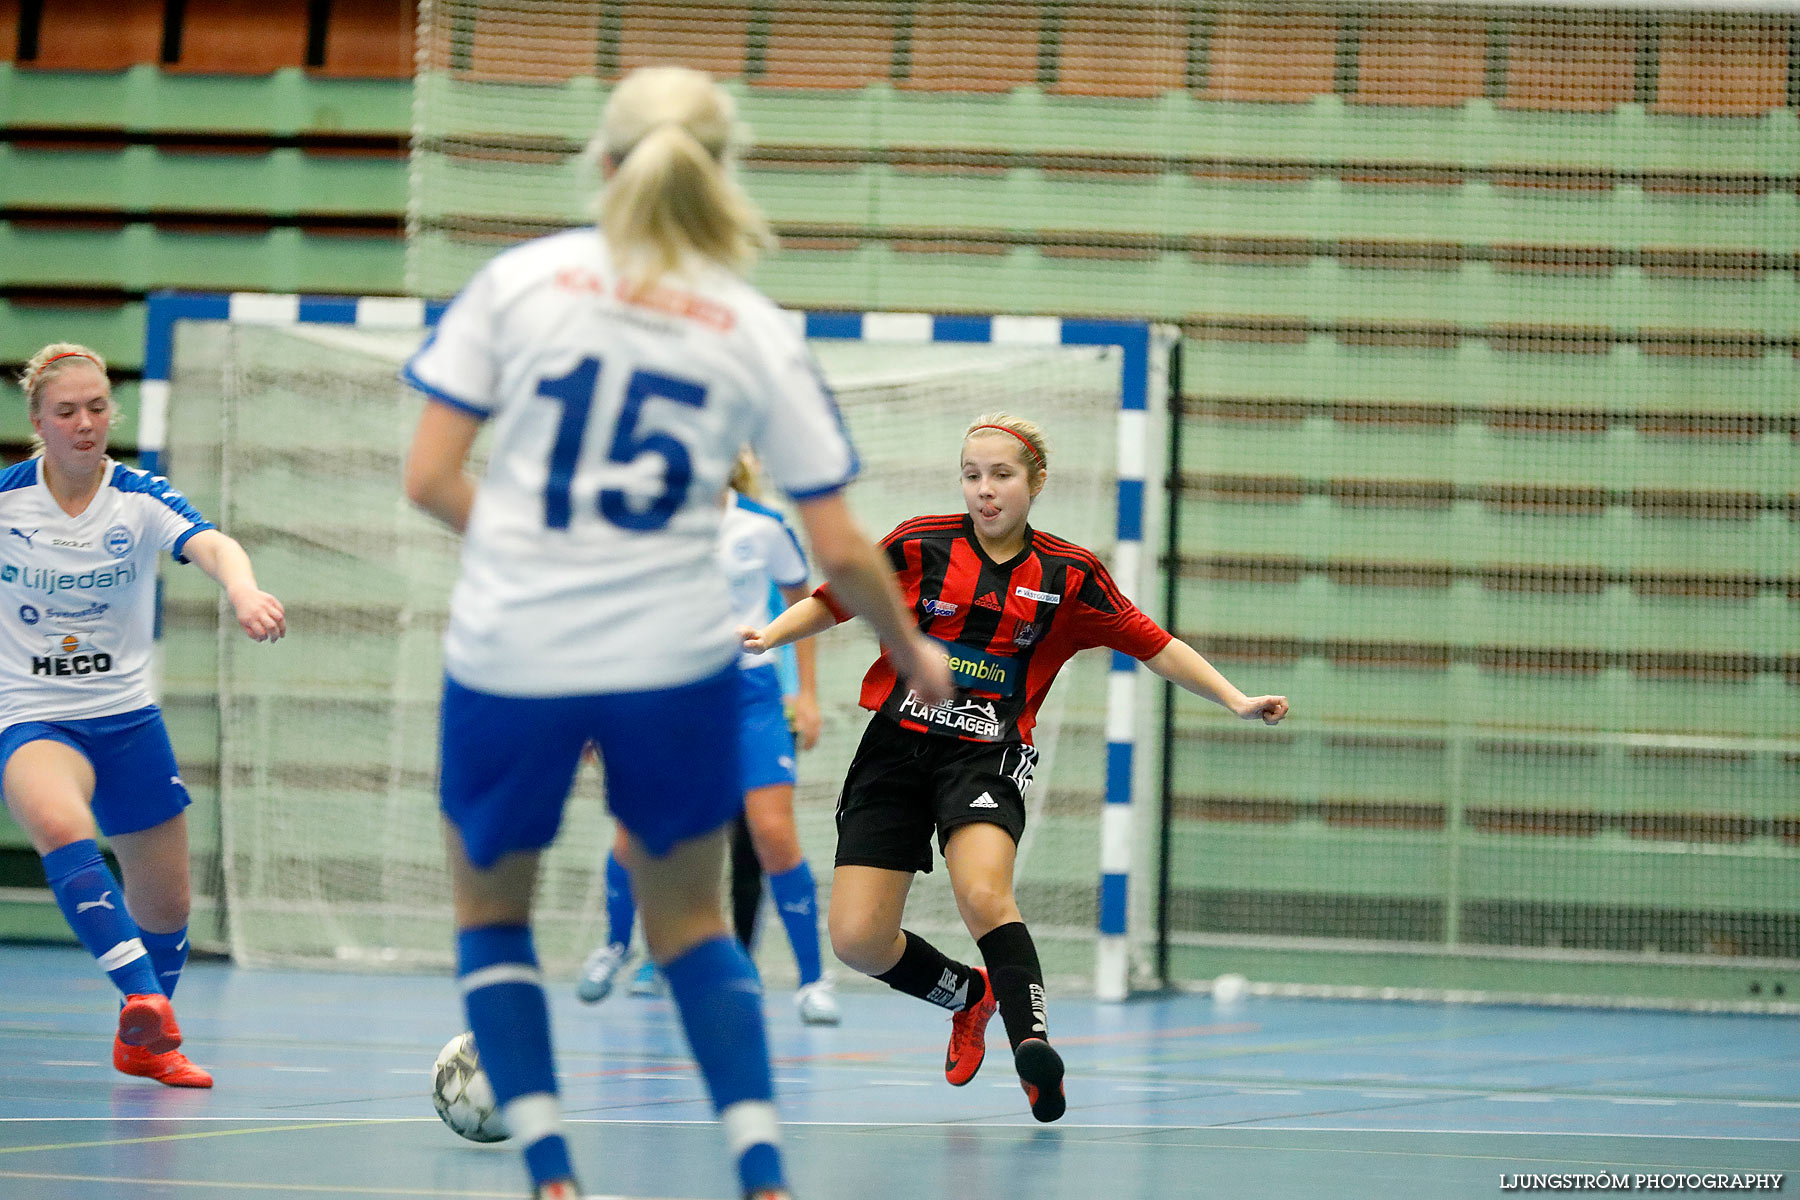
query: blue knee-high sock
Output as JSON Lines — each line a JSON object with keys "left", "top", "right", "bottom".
{"left": 142, "top": 927, "right": 191, "bottom": 999}
{"left": 662, "top": 936, "right": 784, "bottom": 1196}
{"left": 43, "top": 840, "right": 161, "bottom": 999}
{"left": 457, "top": 925, "right": 574, "bottom": 1190}
{"left": 767, "top": 861, "right": 822, "bottom": 987}
{"left": 604, "top": 851, "right": 636, "bottom": 949}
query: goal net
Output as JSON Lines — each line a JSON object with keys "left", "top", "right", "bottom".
{"left": 161, "top": 308, "right": 1140, "bottom": 979}
{"left": 369, "top": 0, "right": 1800, "bottom": 1004}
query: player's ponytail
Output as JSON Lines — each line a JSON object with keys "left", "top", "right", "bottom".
{"left": 595, "top": 66, "right": 771, "bottom": 286}
{"left": 728, "top": 448, "right": 767, "bottom": 501}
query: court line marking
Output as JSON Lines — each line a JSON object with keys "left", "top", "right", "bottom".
{"left": 925, "top": 1130, "right": 1800, "bottom": 1173}
{"left": 2, "top": 1117, "right": 1795, "bottom": 1141}
{"left": 0, "top": 1172, "right": 685, "bottom": 1199}
{"left": 565, "top": 1020, "right": 1270, "bottom": 1081}
{"left": 1080, "top": 1072, "right": 1800, "bottom": 1108}
{"left": 0, "top": 1120, "right": 405, "bottom": 1155}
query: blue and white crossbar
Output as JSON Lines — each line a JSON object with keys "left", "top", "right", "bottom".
{"left": 143, "top": 294, "right": 1155, "bottom": 999}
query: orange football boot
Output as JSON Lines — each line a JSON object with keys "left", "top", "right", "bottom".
{"left": 114, "top": 1036, "right": 213, "bottom": 1088}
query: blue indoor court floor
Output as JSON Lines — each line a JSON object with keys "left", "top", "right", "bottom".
{"left": 1, "top": 944, "right": 1794, "bottom": 1199}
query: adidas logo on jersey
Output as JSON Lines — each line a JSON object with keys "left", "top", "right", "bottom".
{"left": 974, "top": 592, "right": 1002, "bottom": 611}
{"left": 970, "top": 792, "right": 1000, "bottom": 809}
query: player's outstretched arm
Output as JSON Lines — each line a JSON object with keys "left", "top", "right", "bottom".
{"left": 1144, "top": 637, "right": 1287, "bottom": 725}
{"left": 791, "top": 493, "right": 954, "bottom": 706}
{"left": 404, "top": 402, "right": 482, "bottom": 533}
{"left": 741, "top": 596, "right": 835, "bottom": 655}
{"left": 183, "top": 529, "right": 286, "bottom": 643}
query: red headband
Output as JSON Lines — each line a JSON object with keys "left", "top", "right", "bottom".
{"left": 28, "top": 351, "right": 102, "bottom": 390}
{"left": 968, "top": 423, "right": 1044, "bottom": 469}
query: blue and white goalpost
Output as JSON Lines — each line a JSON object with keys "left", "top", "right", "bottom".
{"left": 143, "top": 292, "right": 1169, "bottom": 991}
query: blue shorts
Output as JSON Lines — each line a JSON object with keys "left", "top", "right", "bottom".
{"left": 439, "top": 664, "right": 743, "bottom": 868}
{"left": 739, "top": 664, "right": 797, "bottom": 792}
{"left": 0, "top": 707, "right": 190, "bottom": 837}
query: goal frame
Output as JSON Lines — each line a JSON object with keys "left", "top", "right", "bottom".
{"left": 143, "top": 290, "right": 1165, "bottom": 998}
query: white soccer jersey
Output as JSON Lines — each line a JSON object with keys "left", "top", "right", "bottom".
{"left": 719, "top": 490, "right": 808, "bottom": 670}
{"left": 404, "top": 229, "right": 857, "bottom": 696}
{"left": 0, "top": 458, "right": 214, "bottom": 727}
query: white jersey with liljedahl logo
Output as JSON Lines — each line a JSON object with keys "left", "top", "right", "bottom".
{"left": 0, "top": 457, "right": 214, "bottom": 727}
{"left": 719, "top": 490, "right": 809, "bottom": 672}
{"left": 403, "top": 227, "right": 857, "bottom": 697}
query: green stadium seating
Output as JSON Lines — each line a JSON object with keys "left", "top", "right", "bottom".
{"left": 1175, "top": 339, "right": 1797, "bottom": 415}
{"left": 0, "top": 61, "right": 411, "bottom": 463}
{"left": 0, "top": 143, "right": 405, "bottom": 214}
{"left": 1, "top": 62, "right": 412, "bottom": 132}
{"left": 0, "top": 222, "right": 404, "bottom": 295}
{"left": 7, "top": 3, "right": 1795, "bottom": 986}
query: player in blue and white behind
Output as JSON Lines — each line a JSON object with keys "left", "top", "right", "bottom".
{"left": 579, "top": 451, "right": 841, "bottom": 1026}
{"left": 1, "top": 342, "right": 285, "bottom": 1090}
{"left": 402, "top": 66, "right": 951, "bottom": 1200}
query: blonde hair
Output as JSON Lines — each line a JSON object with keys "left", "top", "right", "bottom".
{"left": 19, "top": 342, "right": 109, "bottom": 415}
{"left": 18, "top": 343, "right": 111, "bottom": 455}
{"left": 963, "top": 412, "right": 1049, "bottom": 496}
{"left": 728, "top": 447, "right": 765, "bottom": 501}
{"left": 595, "top": 66, "right": 771, "bottom": 286}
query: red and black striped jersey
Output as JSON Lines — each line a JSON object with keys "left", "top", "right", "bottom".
{"left": 815, "top": 513, "right": 1171, "bottom": 744}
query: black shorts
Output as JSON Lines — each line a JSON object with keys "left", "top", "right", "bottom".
{"left": 834, "top": 714, "right": 1039, "bottom": 875}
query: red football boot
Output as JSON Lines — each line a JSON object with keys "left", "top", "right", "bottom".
{"left": 117, "top": 993, "right": 181, "bottom": 1054}
{"left": 944, "top": 967, "right": 997, "bottom": 1087}
{"left": 114, "top": 1036, "right": 213, "bottom": 1088}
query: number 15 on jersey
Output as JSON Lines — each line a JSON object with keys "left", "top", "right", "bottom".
{"left": 535, "top": 355, "right": 708, "bottom": 532}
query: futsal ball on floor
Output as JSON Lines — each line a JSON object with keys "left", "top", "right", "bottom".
{"left": 432, "top": 1031, "right": 509, "bottom": 1143}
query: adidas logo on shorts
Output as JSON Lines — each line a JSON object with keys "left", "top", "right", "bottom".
{"left": 970, "top": 792, "right": 1000, "bottom": 809}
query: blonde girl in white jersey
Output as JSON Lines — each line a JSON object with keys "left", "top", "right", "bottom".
{"left": 404, "top": 66, "right": 950, "bottom": 1200}
{"left": 1, "top": 343, "right": 284, "bottom": 1090}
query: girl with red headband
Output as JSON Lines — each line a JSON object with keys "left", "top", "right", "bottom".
{"left": 743, "top": 411, "right": 1288, "bottom": 1123}
{"left": 2, "top": 343, "right": 285, "bottom": 1089}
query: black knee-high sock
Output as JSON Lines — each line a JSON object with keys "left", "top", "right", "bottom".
{"left": 728, "top": 814, "right": 762, "bottom": 950}
{"left": 977, "top": 921, "right": 1046, "bottom": 1051}
{"left": 872, "top": 929, "right": 984, "bottom": 1011}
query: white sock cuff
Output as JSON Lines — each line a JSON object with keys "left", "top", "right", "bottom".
{"left": 720, "top": 1099, "right": 781, "bottom": 1159}
{"left": 458, "top": 962, "right": 543, "bottom": 995}
{"left": 99, "top": 939, "right": 148, "bottom": 972}
{"left": 501, "top": 1092, "right": 562, "bottom": 1147}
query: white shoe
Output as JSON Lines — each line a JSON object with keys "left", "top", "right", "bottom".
{"left": 795, "top": 978, "right": 840, "bottom": 1026}
{"left": 576, "top": 942, "right": 629, "bottom": 1004}
{"left": 628, "top": 960, "right": 664, "bottom": 997}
